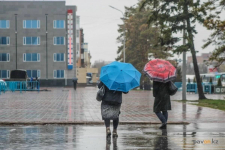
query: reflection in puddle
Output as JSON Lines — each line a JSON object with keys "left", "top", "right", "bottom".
{"left": 0, "top": 124, "right": 225, "bottom": 149}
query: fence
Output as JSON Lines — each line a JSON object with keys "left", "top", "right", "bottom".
{"left": 174, "top": 82, "right": 182, "bottom": 89}
{"left": 203, "top": 84, "right": 213, "bottom": 94}
{"left": 186, "top": 83, "right": 198, "bottom": 93}
{"left": 0, "top": 81, "right": 40, "bottom": 95}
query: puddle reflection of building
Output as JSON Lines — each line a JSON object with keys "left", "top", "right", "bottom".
{"left": 106, "top": 137, "right": 118, "bottom": 150}
{"left": 23, "top": 127, "right": 40, "bottom": 144}
{"left": 0, "top": 128, "right": 9, "bottom": 144}
{"left": 0, "top": 126, "right": 78, "bottom": 149}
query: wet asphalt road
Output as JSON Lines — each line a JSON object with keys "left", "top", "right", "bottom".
{"left": 1, "top": 123, "right": 225, "bottom": 150}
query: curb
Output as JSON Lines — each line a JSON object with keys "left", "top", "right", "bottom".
{"left": 0, "top": 121, "right": 189, "bottom": 126}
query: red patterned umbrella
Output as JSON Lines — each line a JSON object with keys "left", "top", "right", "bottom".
{"left": 143, "top": 59, "right": 176, "bottom": 83}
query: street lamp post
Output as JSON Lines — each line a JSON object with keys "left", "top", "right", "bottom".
{"left": 109, "top": 5, "right": 126, "bottom": 62}
{"left": 182, "top": 21, "right": 187, "bottom": 100}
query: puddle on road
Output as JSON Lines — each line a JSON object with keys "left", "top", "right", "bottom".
{"left": 0, "top": 124, "right": 225, "bottom": 150}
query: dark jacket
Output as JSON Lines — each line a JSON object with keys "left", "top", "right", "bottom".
{"left": 153, "top": 81, "right": 172, "bottom": 112}
{"left": 98, "top": 81, "right": 127, "bottom": 105}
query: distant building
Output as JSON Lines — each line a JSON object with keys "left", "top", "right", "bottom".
{"left": 0, "top": 0, "right": 77, "bottom": 86}
{"left": 76, "top": 16, "right": 80, "bottom": 62}
{"left": 187, "top": 53, "right": 212, "bottom": 64}
{"left": 75, "top": 29, "right": 97, "bottom": 84}
{"left": 187, "top": 53, "right": 220, "bottom": 73}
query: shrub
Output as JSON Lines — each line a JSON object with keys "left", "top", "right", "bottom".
{"left": 209, "top": 77, "right": 213, "bottom": 84}
{"left": 217, "top": 78, "right": 222, "bottom": 87}
{"left": 193, "top": 77, "right": 196, "bottom": 83}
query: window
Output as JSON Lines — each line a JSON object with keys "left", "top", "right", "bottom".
{"left": 0, "top": 70, "right": 10, "bottom": 78}
{"left": 53, "top": 20, "right": 65, "bottom": 29}
{"left": 23, "top": 53, "right": 40, "bottom": 62}
{"left": 23, "top": 20, "right": 40, "bottom": 29}
{"left": 76, "top": 30, "right": 79, "bottom": 37}
{"left": 0, "top": 37, "right": 10, "bottom": 45}
{"left": 23, "top": 37, "right": 40, "bottom": 45}
{"left": 0, "top": 20, "right": 10, "bottom": 29}
{"left": 27, "top": 70, "right": 40, "bottom": 78}
{"left": 53, "top": 37, "right": 65, "bottom": 45}
{"left": 53, "top": 70, "right": 64, "bottom": 78}
{"left": 53, "top": 53, "right": 64, "bottom": 62}
{"left": 0, "top": 53, "right": 10, "bottom": 62}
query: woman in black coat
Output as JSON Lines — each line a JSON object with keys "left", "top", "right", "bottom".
{"left": 98, "top": 81, "right": 128, "bottom": 138}
{"left": 153, "top": 81, "right": 172, "bottom": 129}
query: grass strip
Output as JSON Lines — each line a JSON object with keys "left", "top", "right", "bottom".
{"left": 174, "top": 99, "right": 225, "bottom": 111}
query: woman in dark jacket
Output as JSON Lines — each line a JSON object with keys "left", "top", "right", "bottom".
{"left": 98, "top": 81, "right": 128, "bottom": 138}
{"left": 153, "top": 81, "right": 172, "bottom": 129}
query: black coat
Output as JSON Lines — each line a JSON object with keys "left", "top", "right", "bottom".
{"left": 153, "top": 81, "right": 172, "bottom": 112}
{"left": 98, "top": 81, "right": 127, "bottom": 105}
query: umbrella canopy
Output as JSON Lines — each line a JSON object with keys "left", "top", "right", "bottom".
{"left": 72, "top": 77, "right": 78, "bottom": 81}
{"left": 100, "top": 61, "right": 141, "bottom": 92}
{"left": 143, "top": 59, "right": 176, "bottom": 83}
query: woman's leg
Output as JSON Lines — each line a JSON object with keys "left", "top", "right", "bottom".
{"left": 162, "top": 111, "right": 168, "bottom": 122}
{"left": 104, "top": 119, "right": 111, "bottom": 137}
{"left": 113, "top": 118, "right": 119, "bottom": 137}
{"left": 155, "top": 111, "right": 166, "bottom": 124}
{"left": 113, "top": 118, "right": 119, "bottom": 129}
{"left": 104, "top": 119, "right": 110, "bottom": 128}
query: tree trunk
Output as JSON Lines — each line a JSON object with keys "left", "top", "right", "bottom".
{"left": 184, "top": 1, "right": 207, "bottom": 100}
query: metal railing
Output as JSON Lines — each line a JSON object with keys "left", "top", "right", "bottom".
{"left": 0, "top": 81, "right": 40, "bottom": 95}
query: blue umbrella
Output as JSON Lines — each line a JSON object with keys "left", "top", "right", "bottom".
{"left": 100, "top": 61, "right": 141, "bottom": 92}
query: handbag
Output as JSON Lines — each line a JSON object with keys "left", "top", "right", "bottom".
{"left": 168, "top": 81, "right": 178, "bottom": 96}
{"left": 96, "top": 85, "right": 105, "bottom": 101}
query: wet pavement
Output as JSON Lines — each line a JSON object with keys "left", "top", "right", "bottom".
{"left": 1, "top": 87, "right": 225, "bottom": 149}
{"left": 0, "top": 87, "right": 225, "bottom": 123}
{"left": 0, "top": 124, "right": 225, "bottom": 150}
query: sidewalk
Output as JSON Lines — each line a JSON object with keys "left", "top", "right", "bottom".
{"left": 0, "top": 87, "right": 225, "bottom": 124}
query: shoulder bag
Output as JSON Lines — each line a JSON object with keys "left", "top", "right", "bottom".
{"left": 96, "top": 85, "right": 105, "bottom": 101}
{"left": 168, "top": 81, "right": 178, "bottom": 96}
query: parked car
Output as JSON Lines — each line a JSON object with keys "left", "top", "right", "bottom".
{"left": 10, "top": 70, "right": 28, "bottom": 89}
{"left": 10, "top": 70, "right": 28, "bottom": 81}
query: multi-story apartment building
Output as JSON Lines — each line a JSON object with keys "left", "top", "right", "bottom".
{"left": 187, "top": 53, "right": 212, "bottom": 64}
{"left": 76, "top": 28, "right": 84, "bottom": 68}
{"left": 0, "top": 0, "right": 77, "bottom": 86}
{"left": 76, "top": 29, "right": 98, "bottom": 84}
{"left": 76, "top": 16, "right": 80, "bottom": 62}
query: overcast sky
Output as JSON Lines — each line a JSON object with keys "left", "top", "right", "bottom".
{"left": 66, "top": 0, "right": 216, "bottom": 64}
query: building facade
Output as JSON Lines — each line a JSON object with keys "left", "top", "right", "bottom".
{"left": 76, "top": 16, "right": 80, "bottom": 62}
{"left": 76, "top": 28, "right": 84, "bottom": 68}
{"left": 187, "top": 53, "right": 220, "bottom": 73}
{"left": 0, "top": 0, "right": 77, "bottom": 86}
{"left": 76, "top": 29, "right": 98, "bottom": 84}
{"left": 187, "top": 53, "right": 212, "bottom": 64}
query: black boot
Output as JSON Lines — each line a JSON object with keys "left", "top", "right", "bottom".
{"left": 106, "top": 127, "right": 111, "bottom": 137}
{"left": 159, "top": 123, "right": 167, "bottom": 129}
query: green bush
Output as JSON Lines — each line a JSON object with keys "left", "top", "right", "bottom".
{"left": 217, "top": 78, "right": 222, "bottom": 86}
{"left": 188, "top": 78, "right": 191, "bottom": 83}
{"left": 193, "top": 77, "right": 196, "bottom": 83}
{"left": 209, "top": 77, "right": 213, "bottom": 84}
